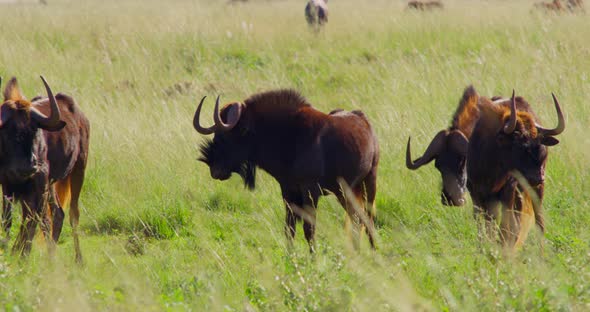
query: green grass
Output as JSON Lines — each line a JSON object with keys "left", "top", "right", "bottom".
{"left": 0, "top": 0, "right": 589, "bottom": 310}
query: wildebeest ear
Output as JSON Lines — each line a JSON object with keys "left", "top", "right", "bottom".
{"left": 541, "top": 136, "right": 559, "bottom": 146}
{"left": 3, "top": 77, "right": 25, "bottom": 102}
{"left": 448, "top": 131, "right": 468, "bottom": 156}
{"left": 39, "top": 120, "right": 66, "bottom": 132}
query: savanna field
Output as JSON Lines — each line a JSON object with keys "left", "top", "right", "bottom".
{"left": 0, "top": 0, "right": 589, "bottom": 310}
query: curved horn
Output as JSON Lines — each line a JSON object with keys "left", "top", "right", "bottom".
{"left": 193, "top": 96, "right": 216, "bottom": 135}
{"left": 31, "top": 76, "right": 62, "bottom": 128}
{"left": 406, "top": 131, "right": 447, "bottom": 170}
{"left": 503, "top": 90, "right": 517, "bottom": 134}
{"left": 213, "top": 95, "right": 242, "bottom": 132}
{"left": 536, "top": 93, "right": 565, "bottom": 136}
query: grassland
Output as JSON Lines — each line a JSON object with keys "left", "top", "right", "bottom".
{"left": 0, "top": 0, "right": 589, "bottom": 310}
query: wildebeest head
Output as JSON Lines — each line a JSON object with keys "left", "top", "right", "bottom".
{"left": 406, "top": 129, "right": 468, "bottom": 206}
{"left": 0, "top": 76, "right": 65, "bottom": 183}
{"left": 406, "top": 85, "right": 479, "bottom": 207}
{"left": 193, "top": 96, "right": 256, "bottom": 189}
{"left": 488, "top": 91, "right": 564, "bottom": 187}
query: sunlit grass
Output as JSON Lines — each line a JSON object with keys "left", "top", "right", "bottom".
{"left": 0, "top": 0, "right": 589, "bottom": 310}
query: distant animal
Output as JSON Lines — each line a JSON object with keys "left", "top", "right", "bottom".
{"left": 407, "top": 0, "right": 444, "bottom": 10}
{"left": 406, "top": 86, "right": 478, "bottom": 206}
{"left": 193, "top": 89, "right": 379, "bottom": 251}
{"left": 0, "top": 76, "right": 89, "bottom": 263}
{"left": 566, "top": 0, "right": 585, "bottom": 12}
{"left": 467, "top": 88, "right": 564, "bottom": 249}
{"left": 305, "top": 0, "right": 328, "bottom": 30}
{"left": 533, "top": 0, "right": 566, "bottom": 12}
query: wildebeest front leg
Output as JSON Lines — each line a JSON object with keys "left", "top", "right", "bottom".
{"left": 39, "top": 189, "right": 56, "bottom": 256}
{"left": 473, "top": 201, "right": 500, "bottom": 244}
{"left": 13, "top": 183, "right": 53, "bottom": 257}
{"left": 499, "top": 186, "right": 519, "bottom": 248}
{"left": 12, "top": 200, "right": 39, "bottom": 257}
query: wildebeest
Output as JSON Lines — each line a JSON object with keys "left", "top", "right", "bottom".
{"left": 406, "top": 86, "right": 477, "bottom": 206}
{"left": 407, "top": 0, "right": 444, "bottom": 11}
{"left": 566, "top": 0, "right": 585, "bottom": 12}
{"left": 305, "top": 0, "right": 328, "bottom": 30}
{"left": 193, "top": 89, "right": 379, "bottom": 251}
{"left": 0, "top": 76, "right": 89, "bottom": 262}
{"left": 467, "top": 89, "right": 564, "bottom": 249}
{"left": 533, "top": 0, "right": 566, "bottom": 12}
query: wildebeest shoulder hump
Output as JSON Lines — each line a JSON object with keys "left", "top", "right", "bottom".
{"left": 244, "top": 89, "right": 310, "bottom": 115}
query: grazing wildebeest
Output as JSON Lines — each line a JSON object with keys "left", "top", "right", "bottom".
{"left": 305, "top": 0, "right": 328, "bottom": 30}
{"left": 0, "top": 76, "right": 89, "bottom": 262}
{"left": 407, "top": 0, "right": 444, "bottom": 11}
{"left": 566, "top": 0, "right": 585, "bottom": 12}
{"left": 533, "top": 0, "right": 566, "bottom": 12}
{"left": 193, "top": 89, "right": 379, "bottom": 251}
{"left": 467, "top": 89, "right": 564, "bottom": 249}
{"left": 406, "top": 86, "right": 478, "bottom": 206}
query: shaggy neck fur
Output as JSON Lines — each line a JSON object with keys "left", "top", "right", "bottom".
{"left": 478, "top": 97, "right": 538, "bottom": 139}
{"left": 451, "top": 85, "right": 480, "bottom": 138}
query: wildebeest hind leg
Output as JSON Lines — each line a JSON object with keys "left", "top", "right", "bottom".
{"left": 48, "top": 184, "right": 65, "bottom": 243}
{"left": 282, "top": 189, "right": 302, "bottom": 247}
{"left": 301, "top": 189, "right": 320, "bottom": 253}
{"left": 70, "top": 163, "right": 86, "bottom": 264}
{"left": 361, "top": 169, "right": 378, "bottom": 249}
{"left": 336, "top": 191, "right": 362, "bottom": 251}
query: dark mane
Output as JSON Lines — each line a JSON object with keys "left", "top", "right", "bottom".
{"left": 244, "top": 89, "right": 311, "bottom": 116}
{"left": 478, "top": 97, "right": 539, "bottom": 139}
{"left": 451, "top": 85, "right": 479, "bottom": 138}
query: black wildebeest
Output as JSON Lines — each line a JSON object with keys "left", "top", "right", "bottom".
{"left": 566, "top": 0, "right": 585, "bottom": 12}
{"left": 305, "top": 0, "right": 328, "bottom": 30}
{"left": 533, "top": 0, "right": 566, "bottom": 12}
{"left": 407, "top": 0, "right": 444, "bottom": 11}
{"left": 193, "top": 89, "right": 379, "bottom": 251}
{"left": 0, "top": 76, "right": 89, "bottom": 262}
{"left": 467, "top": 89, "right": 564, "bottom": 249}
{"left": 406, "top": 86, "right": 478, "bottom": 206}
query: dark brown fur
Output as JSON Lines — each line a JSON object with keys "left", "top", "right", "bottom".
{"left": 196, "top": 89, "right": 379, "bottom": 251}
{"left": 0, "top": 77, "right": 89, "bottom": 263}
{"left": 467, "top": 95, "right": 560, "bottom": 249}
